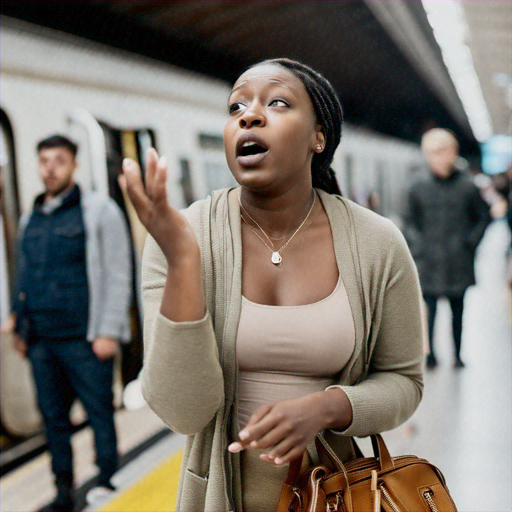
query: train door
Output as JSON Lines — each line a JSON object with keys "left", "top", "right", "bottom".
{"left": 0, "top": 109, "right": 43, "bottom": 443}
{"left": 97, "top": 121, "right": 155, "bottom": 387}
{"left": 67, "top": 111, "right": 152, "bottom": 389}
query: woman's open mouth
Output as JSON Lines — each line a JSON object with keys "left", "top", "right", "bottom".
{"left": 236, "top": 135, "right": 269, "bottom": 167}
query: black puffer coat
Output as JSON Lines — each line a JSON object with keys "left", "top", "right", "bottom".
{"left": 403, "top": 170, "right": 491, "bottom": 296}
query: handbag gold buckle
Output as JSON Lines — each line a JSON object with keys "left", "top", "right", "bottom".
{"left": 326, "top": 492, "right": 342, "bottom": 512}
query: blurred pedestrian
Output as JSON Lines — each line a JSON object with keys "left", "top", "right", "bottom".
{"left": 9, "top": 135, "right": 132, "bottom": 511}
{"left": 403, "top": 128, "right": 490, "bottom": 369}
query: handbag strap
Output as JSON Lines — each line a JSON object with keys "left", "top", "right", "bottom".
{"left": 351, "top": 437, "right": 364, "bottom": 459}
{"left": 316, "top": 433, "right": 353, "bottom": 512}
{"left": 283, "top": 433, "right": 395, "bottom": 511}
{"left": 370, "top": 434, "right": 394, "bottom": 471}
{"left": 285, "top": 456, "right": 303, "bottom": 486}
{"left": 285, "top": 434, "right": 360, "bottom": 486}
{"left": 317, "top": 433, "right": 394, "bottom": 472}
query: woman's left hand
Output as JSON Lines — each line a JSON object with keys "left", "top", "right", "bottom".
{"left": 228, "top": 388, "right": 352, "bottom": 464}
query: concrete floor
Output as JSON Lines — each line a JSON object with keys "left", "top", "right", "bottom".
{"left": 361, "top": 218, "right": 511, "bottom": 511}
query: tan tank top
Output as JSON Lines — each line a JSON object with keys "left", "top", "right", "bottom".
{"left": 236, "top": 276, "right": 356, "bottom": 510}
{"left": 237, "top": 274, "right": 356, "bottom": 430}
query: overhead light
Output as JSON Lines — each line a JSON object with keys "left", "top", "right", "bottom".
{"left": 422, "top": 0, "right": 493, "bottom": 142}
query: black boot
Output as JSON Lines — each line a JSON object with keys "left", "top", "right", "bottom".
{"left": 454, "top": 357, "right": 465, "bottom": 369}
{"left": 426, "top": 353, "right": 438, "bottom": 369}
{"left": 41, "top": 472, "right": 74, "bottom": 512}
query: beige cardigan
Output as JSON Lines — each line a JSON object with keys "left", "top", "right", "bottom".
{"left": 141, "top": 188, "right": 424, "bottom": 511}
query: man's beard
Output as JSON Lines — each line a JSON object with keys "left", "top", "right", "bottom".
{"left": 45, "top": 178, "right": 74, "bottom": 197}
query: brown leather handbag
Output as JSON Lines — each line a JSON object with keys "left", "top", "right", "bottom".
{"left": 277, "top": 433, "right": 457, "bottom": 512}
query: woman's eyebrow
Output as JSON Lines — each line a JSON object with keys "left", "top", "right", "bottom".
{"left": 229, "top": 81, "right": 246, "bottom": 98}
{"left": 229, "top": 79, "right": 298, "bottom": 101}
{"left": 268, "top": 79, "right": 299, "bottom": 95}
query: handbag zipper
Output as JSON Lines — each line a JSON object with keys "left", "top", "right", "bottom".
{"left": 290, "top": 487, "right": 302, "bottom": 512}
{"left": 423, "top": 490, "right": 439, "bottom": 512}
{"left": 371, "top": 470, "right": 381, "bottom": 512}
{"left": 379, "top": 484, "right": 401, "bottom": 512}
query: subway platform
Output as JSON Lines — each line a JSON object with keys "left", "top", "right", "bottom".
{"left": 380, "top": 218, "right": 512, "bottom": 511}
{"left": 2, "top": 219, "right": 510, "bottom": 512}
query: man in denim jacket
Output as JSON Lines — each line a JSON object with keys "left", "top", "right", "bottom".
{"left": 11, "top": 135, "right": 132, "bottom": 511}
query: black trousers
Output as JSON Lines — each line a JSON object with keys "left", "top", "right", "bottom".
{"left": 423, "top": 293, "right": 465, "bottom": 360}
{"left": 27, "top": 338, "right": 118, "bottom": 485}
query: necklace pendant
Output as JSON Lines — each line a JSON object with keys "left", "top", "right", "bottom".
{"left": 271, "top": 252, "right": 283, "bottom": 266}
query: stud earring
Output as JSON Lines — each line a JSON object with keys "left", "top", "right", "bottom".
{"left": 316, "top": 145, "right": 323, "bottom": 152}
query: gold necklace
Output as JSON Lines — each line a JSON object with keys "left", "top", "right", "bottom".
{"left": 238, "top": 190, "right": 316, "bottom": 266}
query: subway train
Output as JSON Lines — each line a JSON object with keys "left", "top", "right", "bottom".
{"left": 0, "top": 18, "right": 425, "bottom": 448}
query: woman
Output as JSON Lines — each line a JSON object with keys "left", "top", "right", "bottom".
{"left": 123, "top": 58, "right": 424, "bottom": 511}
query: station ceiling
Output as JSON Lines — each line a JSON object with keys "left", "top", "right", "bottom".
{"left": 2, "top": 1, "right": 481, "bottom": 154}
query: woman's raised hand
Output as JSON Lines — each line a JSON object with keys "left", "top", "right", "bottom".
{"left": 122, "top": 149, "right": 199, "bottom": 264}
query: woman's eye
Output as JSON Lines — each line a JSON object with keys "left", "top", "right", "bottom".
{"left": 228, "top": 102, "right": 245, "bottom": 114}
{"left": 269, "top": 99, "right": 288, "bottom": 107}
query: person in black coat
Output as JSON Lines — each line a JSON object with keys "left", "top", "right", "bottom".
{"left": 403, "top": 128, "right": 490, "bottom": 369}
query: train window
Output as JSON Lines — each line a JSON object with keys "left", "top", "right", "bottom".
{"left": 198, "top": 133, "right": 224, "bottom": 151}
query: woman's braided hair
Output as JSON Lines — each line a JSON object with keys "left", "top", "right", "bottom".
{"left": 248, "top": 58, "right": 343, "bottom": 195}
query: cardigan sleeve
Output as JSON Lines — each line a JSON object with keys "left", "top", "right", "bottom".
{"left": 328, "top": 224, "right": 424, "bottom": 437}
{"left": 140, "top": 233, "right": 224, "bottom": 435}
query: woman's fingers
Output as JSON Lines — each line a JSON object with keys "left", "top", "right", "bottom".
{"left": 248, "top": 422, "right": 289, "bottom": 450}
{"left": 152, "top": 156, "right": 168, "bottom": 205}
{"left": 122, "top": 158, "right": 151, "bottom": 222}
{"left": 268, "top": 443, "right": 305, "bottom": 465}
{"left": 228, "top": 409, "right": 279, "bottom": 453}
{"left": 144, "top": 148, "right": 159, "bottom": 197}
{"left": 123, "top": 153, "right": 169, "bottom": 216}
{"left": 229, "top": 396, "right": 325, "bottom": 464}
{"left": 241, "top": 403, "right": 273, "bottom": 434}
{"left": 123, "top": 150, "right": 200, "bottom": 262}
{"left": 267, "top": 435, "right": 303, "bottom": 462}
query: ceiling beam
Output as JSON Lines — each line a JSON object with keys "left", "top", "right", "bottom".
{"left": 364, "top": 0, "right": 473, "bottom": 138}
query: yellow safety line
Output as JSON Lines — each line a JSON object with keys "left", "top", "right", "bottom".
{"left": 99, "top": 450, "right": 182, "bottom": 512}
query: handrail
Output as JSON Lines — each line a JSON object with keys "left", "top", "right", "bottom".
{"left": 67, "top": 108, "right": 108, "bottom": 197}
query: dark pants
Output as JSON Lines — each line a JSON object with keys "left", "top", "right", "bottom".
{"left": 27, "top": 338, "right": 118, "bottom": 485}
{"left": 423, "top": 293, "right": 465, "bottom": 360}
